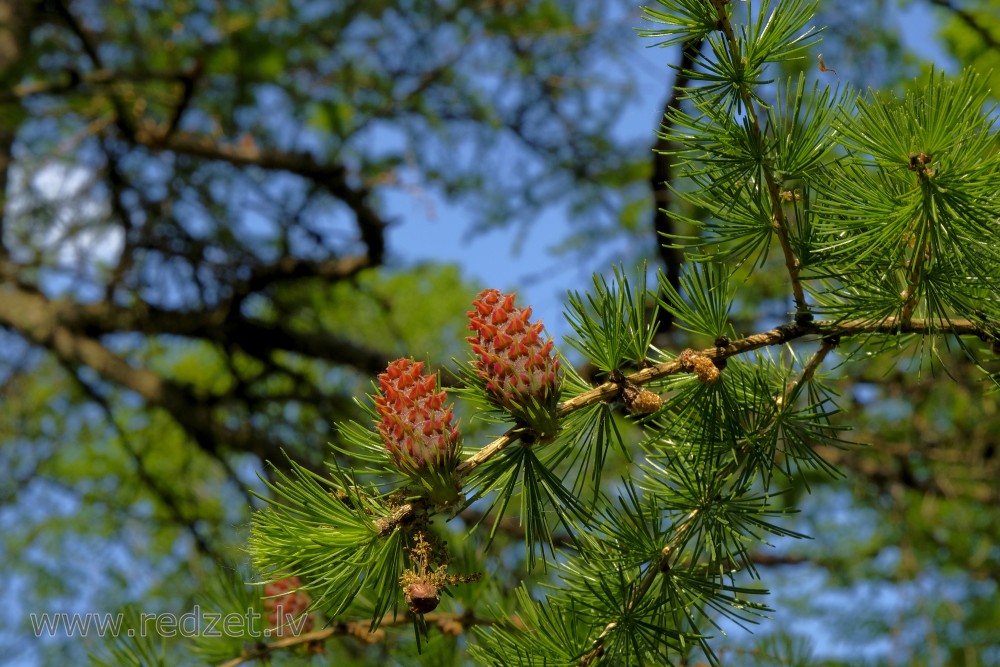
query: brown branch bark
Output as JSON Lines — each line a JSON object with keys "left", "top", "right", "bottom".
{"left": 130, "top": 130, "right": 386, "bottom": 263}
{"left": 239, "top": 253, "right": 372, "bottom": 292}
{"left": 0, "top": 67, "right": 193, "bottom": 103}
{"left": 13, "top": 253, "right": 388, "bottom": 376}
{"left": 50, "top": 0, "right": 136, "bottom": 137}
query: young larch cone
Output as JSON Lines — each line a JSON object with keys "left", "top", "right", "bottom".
{"left": 262, "top": 577, "right": 314, "bottom": 637}
{"left": 678, "top": 348, "right": 721, "bottom": 384}
{"left": 467, "top": 289, "right": 562, "bottom": 437}
{"left": 375, "top": 358, "right": 461, "bottom": 502}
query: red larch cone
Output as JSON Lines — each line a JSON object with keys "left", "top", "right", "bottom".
{"left": 375, "top": 358, "right": 462, "bottom": 502}
{"left": 262, "top": 576, "right": 314, "bottom": 637}
{"left": 467, "top": 289, "right": 562, "bottom": 437}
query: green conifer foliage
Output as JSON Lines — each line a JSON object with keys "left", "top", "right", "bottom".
{"left": 91, "top": 1, "right": 999, "bottom": 665}
{"left": 244, "top": 1, "right": 997, "bottom": 664}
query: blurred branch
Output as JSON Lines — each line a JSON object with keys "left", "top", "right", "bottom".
{"left": 651, "top": 37, "right": 704, "bottom": 337}
{"left": 62, "top": 365, "right": 226, "bottom": 562}
{"left": 239, "top": 253, "right": 372, "bottom": 292}
{"left": 46, "top": 2, "right": 386, "bottom": 265}
{"left": 928, "top": 0, "right": 1000, "bottom": 51}
{"left": 161, "top": 59, "right": 202, "bottom": 140}
{"left": 70, "top": 302, "right": 389, "bottom": 376}
{"left": 50, "top": 0, "right": 136, "bottom": 137}
{"left": 817, "top": 440, "right": 1000, "bottom": 504}
{"left": 21, "top": 251, "right": 390, "bottom": 375}
{"left": 130, "top": 130, "right": 386, "bottom": 263}
{"left": 0, "top": 285, "right": 296, "bottom": 466}
{"left": 0, "top": 67, "right": 194, "bottom": 103}
{"left": 0, "top": 0, "right": 35, "bottom": 264}
{"left": 100, "top": 136, "right": 138, "bottom": 297}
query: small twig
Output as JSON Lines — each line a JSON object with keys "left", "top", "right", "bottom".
{"left": 375, "top": 503, "right": 420, "bottom": 536}
{"left": 52, "top": 0, "right": 136, "bottom": 137}
{"left": 899, "top": 239, "right": 930, "bottom": 327}
{"left": 61, "top": 364, "right": 224, "bottom": 562}
{"left": 579, "top": 509, "right": 700, "bottom": 665}
{"left": 779, "top": 336, "right": 839, "bottom": 406}
{"left": 161, "top": 59, "right": 203, "bottom": 140}
{"left": 455, "top": 430, "right": 522, "bottom": 478}
{"left": 929, "top": 0, "right": 1000, "bottom": 53}
{"left": 0, "top": 68, "right": 195, "bottom": 103}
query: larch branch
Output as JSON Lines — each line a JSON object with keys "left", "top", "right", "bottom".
{"left": 374, "top": 316, "right": 995, "bottom": 533}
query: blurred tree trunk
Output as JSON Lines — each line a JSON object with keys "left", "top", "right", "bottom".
{"left": 0, "top": 0, "right": 32, "bottom": 264}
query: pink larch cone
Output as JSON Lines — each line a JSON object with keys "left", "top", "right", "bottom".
{"left": 374, "top": 358, "right": 461, "bottom": 501}
{"left": 467, "top": 289, "right": 562, "bottom": 437}
{"left": 263, "top": 577, "right": 314, "bottom": 637}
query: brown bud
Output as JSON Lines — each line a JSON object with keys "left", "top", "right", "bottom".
{"left": 622, "top": 384, "right": 662, "bottom": 415}
{"left": 404, "top": 581, "right": 440, "bottom": 614}
{"left": 677, "top": 349, "right": 720, "bottom": 383}
{"left": 691, "top": 355, "right": 720, "bottom": 384}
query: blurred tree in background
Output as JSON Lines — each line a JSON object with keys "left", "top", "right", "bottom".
{"left": 0, "top": 0, "right": 998, "bottom": 665}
